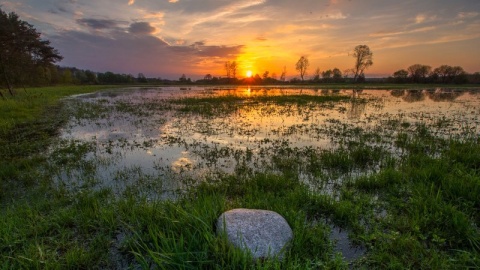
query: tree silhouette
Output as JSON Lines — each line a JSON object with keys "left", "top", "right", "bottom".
{"left": 332, "top": 68, "right": 342, "bottom": 82}
{"left": 407, "top": 64, "right": 431, "bottom": 83}
{"left": 432, "top": 65, "right": 466, "bottom": 84}
{"left": 296, "top": 56, "right": 309, "bottom": 82}
{"left": 280, "top": 66, "right": 287, "bottom": 82}
{"left": 393, "top": 69, "right": 409, "bottom": 83}
{"left": 224, "top": 61, "right": 238, "bottom": 79}
{"left": 312, "top": 67, "right": 321, "bottom": 82}
{"left": 352, "top": 45, "right": 373, "bottom": 82}
{"left": 0, "top": 8, "right": 62, "bottom": 95}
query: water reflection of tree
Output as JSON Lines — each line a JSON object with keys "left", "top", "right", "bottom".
{"left": 390, "top": 89, "right": 405, "bottom": 98}
{"left": 425, "top": 89, "right": 464, "bottom": 102}
{"left": 402, "top": 90, "right": 425, "bottom": 103}
{"left": 468, "top": 90, "right": 480, "bottom": 95}
{"left": 321, "top": 89, "right": 330, "bottom": 95}
{"left": 348, "top": 89, "right": 366, "bottom": 119}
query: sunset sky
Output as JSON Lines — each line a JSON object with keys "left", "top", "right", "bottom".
{"left": 2, "top": 0, "right": 480, "bottom": 79}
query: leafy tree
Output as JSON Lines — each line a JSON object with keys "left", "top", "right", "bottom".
{"left": 393, "top": 69, "right": 409, "bottom": 83}
{"left": 433, "top": 65, "right": 452, "bottom": 83}
{"left": 85, "top": 70, "right": 97, "bottom": 84}
{"left": 332, "top": 68, "right": 343, "bottom": 82}
{"left": 322, "top": 69, "right": 333, "bottom": 79}
{"left": 0, "top": 8, "right": 63, "bottom": 95}
{"left": 433, "top": 65, "right": 467, "bottom": 84}
{"left": 467, "top": 72, "right": 480, "bottom": 84}
{"left": 352, "top": 45, "right": 373, "bottom": 82}
{"left": 62, "top": 69, "right": 73, "bottom": 84}
{"left": 296, "top": 56, "right": 309, "bottom": 81}
{"left": 262, "top": 71, "right": 269, "bottom": 80}
{"left": 407, "top": 64, "right": 431, "bottom": 83}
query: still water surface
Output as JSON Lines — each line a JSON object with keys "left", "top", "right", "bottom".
{"left": 57, "top": 87, "right": 480, "bottom": 196}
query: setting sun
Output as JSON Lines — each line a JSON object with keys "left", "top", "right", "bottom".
{"left": 246, "top": 70, "right": 252, "bottom": 78}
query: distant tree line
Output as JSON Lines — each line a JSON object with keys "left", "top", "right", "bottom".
{"left": 388, "top": 64, "right": 474, "bottom": 84}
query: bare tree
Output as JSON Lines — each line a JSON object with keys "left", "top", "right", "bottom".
{"left": 352, "top": 45, "right": 373, "bottom": 82}
{"left": 280, "top": 66, "right": 287, "bottom": 82}
{"left": 224, "top": 62, "right": 231, "bottom": 78}
{"left": 263, "top": 71, "right": 269, "bottom": 80}
{"left": 224, "top": 61, "right": 238, "bottom": 79}
{"left": 296, "top": 56, "right": 309, "bottom": 81}
{"left": 230, "top": 61, "right": 237, "bottom": 79}
{"left": 343, "top": 68, "right": 353, "bottom": 79}
{"left": 313, "top": 67, "right": 321, "bottom": 81}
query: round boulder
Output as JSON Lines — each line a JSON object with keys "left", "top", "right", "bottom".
{"left": 216, "top": 208, "right": 293, "bottom": 260}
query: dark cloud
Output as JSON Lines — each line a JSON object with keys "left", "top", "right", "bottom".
{"left": 77, "top": 18, "right": 122, "bottom": 30}
{"left": 129, "top": 22, "right": 156, "bottom": 35}
{"left": 51, "top": 30, "right": 243, "bottom": 78}
{"left": 192, "top": 41, "right": 205, "bottom": 46}
{"left": 48, "top": 2, "right": 72, "bottom": 15}
{"left": 49, "top": 6, "right": 68, "bottom": 14}
{"left": 195, "top": 45, "right": 244, "bottom": 57}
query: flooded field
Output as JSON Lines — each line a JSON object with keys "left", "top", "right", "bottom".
{"left": 53, "top": 87, "right": 480, "bottom": 197}
{"left": 30, "top": 86, "right": 480, "bottom": 266}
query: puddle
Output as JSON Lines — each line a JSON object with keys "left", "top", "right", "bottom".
{"left": 330, "top": 226, "right": 366, "bottom": 262}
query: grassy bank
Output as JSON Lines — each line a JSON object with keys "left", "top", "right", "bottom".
{"left": 1, "top": 86, "right": 479, "bottom": 268}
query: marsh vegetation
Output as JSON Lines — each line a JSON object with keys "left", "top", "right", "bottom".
{"left": 1, "top": 86, "right": 479, "bottom": 269}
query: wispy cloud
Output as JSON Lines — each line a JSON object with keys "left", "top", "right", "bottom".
{"left": 77, "top": 18, "right": 123, "bottom": 30}
{"left": 370, "top": 26, "right": 436, "bottom": 38}
{"left": 128, "top": 0, "right": 135, "bottom": 6}
{"left": 457, "top": 12, "right": 478, "bottom": 19}
{"left": 326, "top": 11, "right": 347, "bottom": 20}
{"left": 414, "top": 13, "right": 437, "bottom": 24}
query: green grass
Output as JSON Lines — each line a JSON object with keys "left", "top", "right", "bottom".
{"left": 1, "top": 86, "right": 479, "bottom": 268}
{"left": 0, "top": 85, "right": 114, "bottom": 131}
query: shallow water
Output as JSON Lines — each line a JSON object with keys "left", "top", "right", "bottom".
{"left": 57, "top": 87, "right": 480, "bottom": 193}
{"left": 52, "top": 86, "right": 479, "bottom": 261}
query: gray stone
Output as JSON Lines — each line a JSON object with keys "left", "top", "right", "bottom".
{"left": 216, "top": 208, "right": 293, "bottom": 260}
